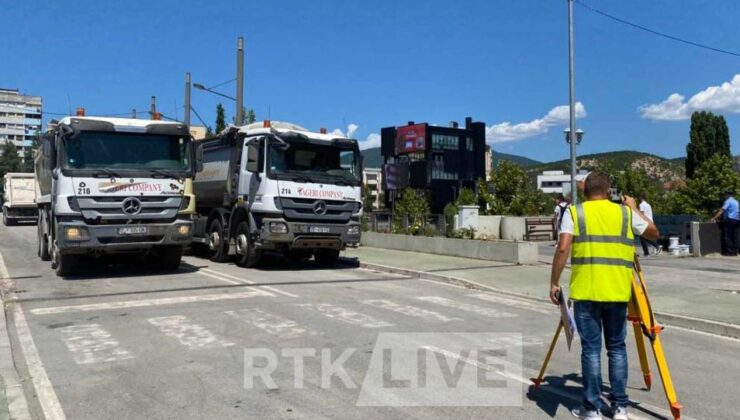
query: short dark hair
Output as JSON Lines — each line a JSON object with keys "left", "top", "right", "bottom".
{"left": 584, "top": 172, "right": 611, "bottom": 197}
{"left": 556, "top": 194, "right": 565, "bottom": 201}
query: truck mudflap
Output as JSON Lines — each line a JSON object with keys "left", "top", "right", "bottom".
{"left": 56, "top": 221, "right": 193, "bottom": 254}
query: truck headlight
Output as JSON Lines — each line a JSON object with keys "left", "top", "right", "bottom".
{"left": 64, "top": 226, "right": 90, "bottom": 241}
{"left": 269, "top": 222, "right": 288, "bottom": 234}
{"left": 347, "top": 225, "right": 360, "bottom": 235}
{"left": 176, "top": 224, "right": 191, "bottom": 236}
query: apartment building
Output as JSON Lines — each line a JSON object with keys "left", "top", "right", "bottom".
{"left": 0, "top": 88, "right": 43, "bottom": 158}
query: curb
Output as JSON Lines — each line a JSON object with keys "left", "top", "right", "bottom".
{"left": 340, "top": 258, "right": 740, "bottom": 340}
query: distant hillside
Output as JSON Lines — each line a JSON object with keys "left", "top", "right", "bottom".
{"left": 492, "top": 152, "right": 542, "bottom": 168}
{"left": 360, "top": 147, "right": 383, "bottom": 168}
{"left": 526, "top": 151, "right": 686, "bottom": 184}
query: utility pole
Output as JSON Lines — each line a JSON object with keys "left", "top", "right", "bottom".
{"left": 150, "top": 96, "right": 156, "bottom": 120}
{"left": 184, "top": 72, "right": 191, "bottom": 126}
{"left": 132, "top": 109, "right": 136, "bottom": 119}
{"left": 567, "top": 0, "right": 578, "bottom": 204}
{"left": 236, "top": 36, "right": 244, "bottom": 126}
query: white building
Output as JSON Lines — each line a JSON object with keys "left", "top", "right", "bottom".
{"left": 0, "top": 88, "right": 42, "bottom": 158}
{"left": 537, "top": 170, "right": 589, "bottom": 195}
{"left": 362, "top": 167, "right": 383, "bottom": 209}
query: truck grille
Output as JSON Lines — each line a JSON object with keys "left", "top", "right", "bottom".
{"left": 278, "top": 197, "right": 357, "bottom": 223}
{"left": 75, "top": 196, "right": 182, "bottom": 224}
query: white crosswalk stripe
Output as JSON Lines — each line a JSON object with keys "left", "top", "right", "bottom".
{"left": 148, "top": 316, "right": 234, "bottom": 349}
{"left": 417, "top": 296, "right": 518, "bottom": 318}
{"left": 58, "top": 324, "right": 133, "bottom": 365}
{"left": 362, "top": 299, "right": 463, "bottom": 322}
{"left": 225, "top": 308, "right": 307, "bottom": 339}
{"left": 297, "top": 303, "right": 394, "bottom": 328}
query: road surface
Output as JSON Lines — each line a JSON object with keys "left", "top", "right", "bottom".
{"left": 1, "top": 223, "right": 738, "bottom": 419}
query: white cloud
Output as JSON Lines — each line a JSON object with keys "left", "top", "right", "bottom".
{"left": 361, "top": 133, "right": 380, "bottom": 150}
{"left": 330, "top": 123, "right": 360, "bottom": 139}
{"left": 486, "top": 102, "right": 587, "bottom": 143}
{"left": 639, "top": 74, "right": 740, "bottom": 121}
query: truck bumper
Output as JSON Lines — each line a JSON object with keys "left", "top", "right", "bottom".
{"left": 56, "top": 221, "right": 193, "bottom": 255}
{"left": 257, "top": 217, "right": 361, "bottom": 250}
{"left": 3, "top": 205, "right": 38, "bottom": 221}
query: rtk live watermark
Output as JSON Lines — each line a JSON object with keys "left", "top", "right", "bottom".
{"left": 244, "top": 333, "right": 523, "bottom": 407}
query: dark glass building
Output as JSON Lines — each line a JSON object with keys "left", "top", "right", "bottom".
{"left": 381, "top": 117, "right": 486, "bottom": 213}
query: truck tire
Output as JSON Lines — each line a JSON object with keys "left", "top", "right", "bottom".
{"left": 207, "top": 219, "right": 230, "bottom": 262}
{"left": 234, "top": 221, "right": 262, "bottom": 268}
{"left": 314, "top": 249, "right": 340, "bottom": 266}
{"left": 157, "top": 246, "right": 183, "bottom": 271}
{"left": 53, "top": 251, "right": 77, "bottom": 277}
{"left": 38, "top": 214, "right": 51, "bottom": 261}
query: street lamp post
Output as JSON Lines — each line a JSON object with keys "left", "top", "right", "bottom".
{"left": 184, "top": 72, "right": 191, "bottom": 126}
{"left": 192, "top": 83, "right": 237, "bottom": 102}
{"left": 567, "top": 0, "right": 578, "bottom": 204}
{"left": 236, "top": 36, "right": 244, "bottom": 126}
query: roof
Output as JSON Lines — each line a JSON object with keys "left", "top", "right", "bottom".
{"left": 57, "top": 116, "right": 182, "bottom": 128}
{"left": 236, "top": 121, "right": 354, "bottom": 142}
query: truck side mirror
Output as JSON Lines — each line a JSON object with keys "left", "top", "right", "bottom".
{"left": 246, "top": 143, "right": 259, "bottom": 173}
{"left": 194, "top": 143, "right": 203, "bottom": 173}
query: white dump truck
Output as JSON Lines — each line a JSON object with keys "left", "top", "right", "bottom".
{"left": 35, "top": 115, "right": 202, "bottom": 276}
{"left": 2, "top": 172, "right": 38, "bottom": 225}
{"left": 192, "top": 121, "right": 363, "bottom": 267}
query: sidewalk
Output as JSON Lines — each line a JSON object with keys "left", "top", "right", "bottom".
{"left": 342, "top": 246, "right": 740, "bottom": 336}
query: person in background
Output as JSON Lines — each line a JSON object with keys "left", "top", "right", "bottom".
{"left": 553, "top": 194, "right": 570, "bottom": 244}
{"left": 550, "top": 172, "right": 659, "bottom": 420}
{"left": 638, "top": 196, "right": 661, "bottom": 256}
{"left": 712, "top": 190, "right": 739, "bottom": 256}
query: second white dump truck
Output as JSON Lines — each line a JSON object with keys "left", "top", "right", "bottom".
{"left": 2, "top": 172, "right": 38, "bottom": 225}
{"left": 35, "top": 115, "right": 202, "bottom": 276}
{"left": 192, "top": 121, "right": 363, "bottom": 267}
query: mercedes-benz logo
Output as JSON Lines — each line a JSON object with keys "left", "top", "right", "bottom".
{"left": 313, "top": 200, "right": 327, "bottom": 216}
{"left": 121, "top": 197, "right": 142, "bottom": 215}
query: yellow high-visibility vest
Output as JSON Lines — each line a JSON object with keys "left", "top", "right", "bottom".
{"left": 570, "top": 199, "right": 635, "bottom": 302}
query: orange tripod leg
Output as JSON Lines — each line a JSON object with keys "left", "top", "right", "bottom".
{"left": 628, "top": 297, "right": 652, "bottom": 390}
{"left": 531, "top": 321, "right": 563, "bottom": 390}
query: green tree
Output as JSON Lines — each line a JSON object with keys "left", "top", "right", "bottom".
{"left": 22, "top": 134, "right": 40, "bottom": 172}
{"left": 615, "top": 166, "right": 660, "bottom": 203}
{"left": 362, "top": 183, "right": 375, "bottom": 212}
{"left": 394, "top": 188, "right": 430, "bottom": 234}
{"left": 481, "top": 161, "right": 551, "bottom": 216}
{"left": 675, "top": 154, "right": 740, "bottom": 218}
{"left": 0, "top": 141, "right": 22, "bottom": 180}
{"left": 455, "top": 187, "right": 477, "bottom": 206}
{"left": 232, "top": 107, "right": 256, "bottom": 125}
{"left": 215, "top": 103, "right": 226, "bottom": 133}
{"left": 685, "top": 111, "right": 732, "bottom": 178}
{"left": 205, "top": 126, "right": 214, "bottom": 137}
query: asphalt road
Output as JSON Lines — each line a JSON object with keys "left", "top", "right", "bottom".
{"left": 1, "top": 223, "right": 738, "bottom": 420}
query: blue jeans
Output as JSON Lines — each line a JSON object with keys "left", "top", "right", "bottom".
{"left": 573, "top": 300, "right": 629, "bottom": 411}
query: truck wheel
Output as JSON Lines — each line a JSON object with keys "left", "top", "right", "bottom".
{"left": 234, "top": 221, "right": 261, "bottom": 268}
{"left": 207, "top": 219, "right": 230, "bottom": 262}
{"left": 52, "top": 248, "right": 77, "bottom": 277}
{"left": 314, "top": 249, "right": 340, "bottom": 266}
{"left": 38, "top": 215, "right": 51, "bottom": 261}
{"left": 157, "top": 246, "right": 183, "bottom": 271}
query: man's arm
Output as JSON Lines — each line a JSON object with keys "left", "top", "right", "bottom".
{"left": 711, "top": 208, "right": 724, "bottom": 222}
{"left": 624, "top": 195, "right": 659, "bottom": 241}
{"left": 549, "top": 233, "right": 572, "bottom": 305}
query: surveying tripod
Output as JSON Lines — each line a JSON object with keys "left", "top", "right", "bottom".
{"left": 530, "top": 255, "right": 683, "bottom": 420}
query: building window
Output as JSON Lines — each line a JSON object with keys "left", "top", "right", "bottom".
{"left": 431, "top": 134, "right": 458, "bottom": 150}
{"left": 430, "top": 154, "right": 456, "bottom": 180}
{"left": 466, "top": 137, "right": 473, "bottom": 151}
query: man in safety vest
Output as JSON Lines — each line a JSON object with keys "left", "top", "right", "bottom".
{"left": 549, "top": 172, "right": 659, "bottom": 420}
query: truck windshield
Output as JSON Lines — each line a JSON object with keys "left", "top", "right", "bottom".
{"left": 268, "top": 140, "right": 361, "bottom": 185}
{"left": 63, "top": 131, "right": 190, "bottom": 173}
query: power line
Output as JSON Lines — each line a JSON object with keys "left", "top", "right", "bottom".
{"left": 208, "top": 78, "right": 236, "bottom": 90}
{"left": 575, "top": 0, "right": 740, "bottom": 58}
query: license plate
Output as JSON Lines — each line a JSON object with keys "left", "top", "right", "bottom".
{"left": 309, "top": 226, "right": 331, "bottom": 233}
{"left": 118, "top": 226, "right": 148, "bottom": 235}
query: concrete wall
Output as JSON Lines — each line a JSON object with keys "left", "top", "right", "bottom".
{"left": 691, "top": 222, "right": 723, "bottom": 256}
{"left": 500, "top": 217, "right": 527, "bottom": 241}
{"left": 476, "top": 216, "right": 502, "bottom": 240}
{"left": 360, "top": 231, "right": 538, "bottom": 265}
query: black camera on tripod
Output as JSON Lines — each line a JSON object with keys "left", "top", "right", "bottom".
{"left": 608, "top": 187, "right": 623, "bottom": 204}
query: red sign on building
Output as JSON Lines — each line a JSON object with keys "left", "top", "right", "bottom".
{"left": 395, "top": 124, "right": 426, "bottom": 154}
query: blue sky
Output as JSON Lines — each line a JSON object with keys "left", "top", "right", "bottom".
{"left": 3, "top": 0, "right": 740, "bottom": 161}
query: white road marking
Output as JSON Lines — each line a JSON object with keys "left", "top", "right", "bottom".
{"left": 417, "top": 296, "right": 518, "bottom": 318}
{"left": 297, "top": 303, "right": 394, "bottom": 328}
{"left": 58, "top": 324, "right": 133, "bottom": 365}
{"left": 148, "top": 315, "right": 234, "bottom": 349}
{"left": 226, "top": 308, "right": 307, "bottom": 338}
{"left": 200, "top": 268, "right": 299, "bottom": 298}
{"left": 467, "top": 293, "right": 555, "bottom": 315}
{"left": 29, "top": 290, "right": 270, "bottom": 315}
{"left": 12, "top": 305, "right": 67, "bottom": 420}
{"left": 362, "top": 299, "right": 463, "bottom": 322}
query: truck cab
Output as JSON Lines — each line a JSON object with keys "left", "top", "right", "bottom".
{"left": 35, "top": 116, "right": 202, "bottom": 276}
{"left": 193, "top": 121, "right": 362, "bottom": 266}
